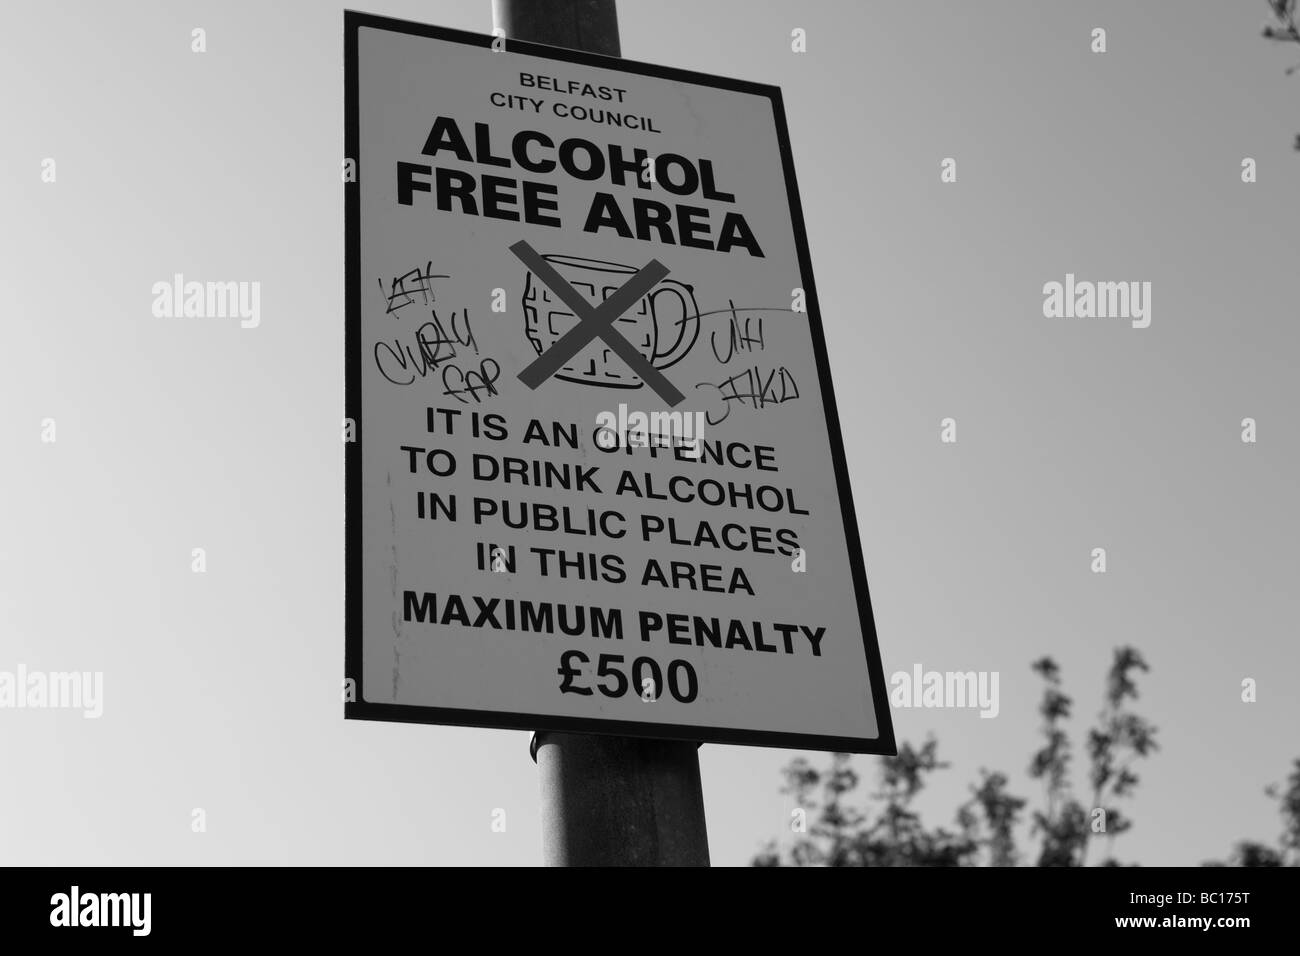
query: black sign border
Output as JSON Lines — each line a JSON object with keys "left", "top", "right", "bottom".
{"left": 344, "top": 10, "right": 897, "bottom": 755}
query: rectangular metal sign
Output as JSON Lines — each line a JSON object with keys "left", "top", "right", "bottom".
{"left": 345, "top": 12, "right": 895, "bottom": 752}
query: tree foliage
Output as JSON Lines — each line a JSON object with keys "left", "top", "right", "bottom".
{"left": 754, "top": 648, "right": 1159, "bottom": 866}
{"left": 1262, "top": 0, "right": 1300, "bottom": 148}
{"left": 1029, "top": 647, "right": 1157, "bottom": 866}
{"left": 1205, "top": 759, "right": 1300, "bottom": 867}
{"left": 758, "top": 646, "right": 1298, "bottom": 866}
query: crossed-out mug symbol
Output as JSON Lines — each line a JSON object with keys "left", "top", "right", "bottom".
{"left": 511, "top": 240, "right": 691, "bottom": 407}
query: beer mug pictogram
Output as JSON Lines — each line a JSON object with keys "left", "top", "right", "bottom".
{"left": 522, "top": 255, "right": 701, "bottom": 388}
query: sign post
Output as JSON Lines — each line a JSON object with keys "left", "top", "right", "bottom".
{"left": 493, "top": 0, "right": 712, "bottom": 868}
{"left": 344, "top": 2, "right": 895, "bottom": 865}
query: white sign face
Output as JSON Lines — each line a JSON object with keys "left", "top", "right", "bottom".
{"left": 345, "top": 13, "right": 895, "bottom": 752}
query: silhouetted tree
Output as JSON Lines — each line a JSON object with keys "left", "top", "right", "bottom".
{"left": 958, "top": 770, "right": 1028, "bottom": 867}
{"left": 1029, "top": 648, "right": 1158, "bottom": 866}
{"left": 753, "top": 739, "right": 977, "bottom": 866}
{"left": 1262, "top": 0, "right": 1300, "bottom": 147}
{"left": 1205, "top": 758, "right": 1300, "bottom": 866}
{"left": 1027, "top": 657, "right": 1084, "bottom": 865}
{"left": 754, "top": 648, "right": 1157, "bottom": 866}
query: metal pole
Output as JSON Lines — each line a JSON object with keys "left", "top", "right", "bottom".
{"left": 494, "top": 0, "right": 710, "bottom": 867}
{"left": 531, "top": 733, "right": 710, "bottom": 866}
{"left": 492, "top": 0, "right": 621, "bottom": 56}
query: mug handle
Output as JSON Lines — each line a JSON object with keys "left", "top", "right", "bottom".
{"left": 648, "top": 282, "right": 701, "bottom": 371}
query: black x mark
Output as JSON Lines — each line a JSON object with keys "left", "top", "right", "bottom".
{"left": 512, "top": 241, "right": 685, "bottom": 407}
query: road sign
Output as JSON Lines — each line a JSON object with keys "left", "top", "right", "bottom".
{"left": 344, "top": 12, "right": 896, "bottom": 753}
